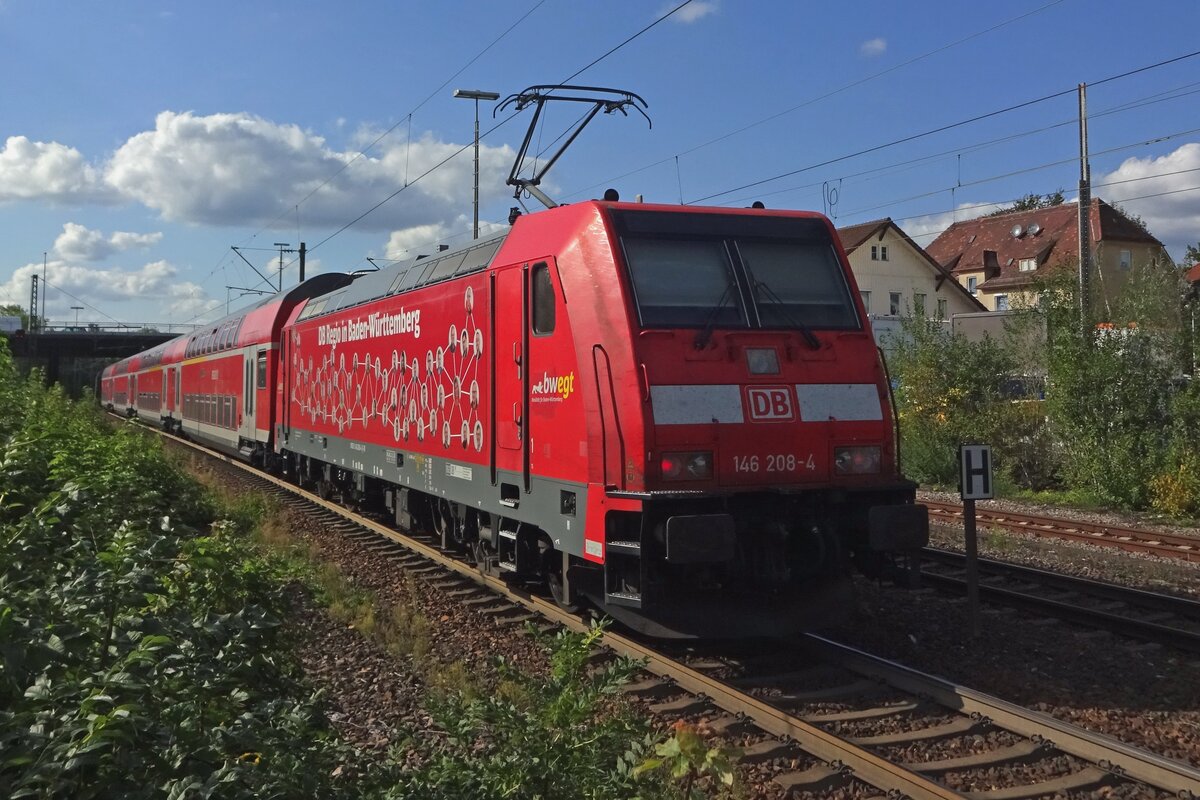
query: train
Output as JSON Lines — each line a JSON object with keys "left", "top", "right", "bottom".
{"left": 101, "top": 198, "right": 929, "bottom": 638}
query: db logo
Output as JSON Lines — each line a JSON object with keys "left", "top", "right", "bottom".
{"left": 746, "top": 387, "right": 795, "bottom": 421}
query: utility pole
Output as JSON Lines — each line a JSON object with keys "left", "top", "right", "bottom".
{"left": 1078, "top": 83, "right": 1092, "bottom": 329}
{"left": 41, "top": 252, "right": 47, "bottom": 332}
{"left": 298, "top": 241, "right": 306, "bottom": 283}
{"left": 29, "top": 275, "right": 39, "bottom": 333}
{"left": 453, "top": 89, "right": 500, "bottom": 240}
{"left": 273, "top": 243, "right": 290, "bottom": 292}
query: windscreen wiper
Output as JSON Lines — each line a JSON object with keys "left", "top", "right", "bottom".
{"left": 693, "top": 282, "right": 735, "bottom": 350}
{"left": 755, "top": 280, "right": 821, "bottom": 350}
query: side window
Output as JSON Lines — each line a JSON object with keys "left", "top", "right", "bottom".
{"left": 531, "top": 262, "right": 556, "bottom": 335}
{"left": 256, "top": 350, "right": 268, "bottom": 389}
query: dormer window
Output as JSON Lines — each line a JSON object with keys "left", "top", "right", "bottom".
{"left": 870, "top": 245, "right": 889, "bottom": 261}
{"left": 1018, "top": 258, "right": 1037, "bottom": 272}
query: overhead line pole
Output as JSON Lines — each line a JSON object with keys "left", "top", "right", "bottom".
{"left": 1078, "top": 83, "right": 1092, "bottom": 329}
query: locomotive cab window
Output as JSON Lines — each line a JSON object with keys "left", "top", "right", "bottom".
{"left": 622, "top": 238, "right": 745, "bottom": 328}
{"left": 737, "top": 240, "right": 857, "bottom": 329}
{"left": 613, "top": 210, "right": 859, "bottom": 332}
{"left": 532, "top": 262, "right": 556, "bottom": 335}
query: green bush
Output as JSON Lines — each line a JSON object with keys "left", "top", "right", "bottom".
{"left": 0, "top": 345, "right": 381, "bottom": 799}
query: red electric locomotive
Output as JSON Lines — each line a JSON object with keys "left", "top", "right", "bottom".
{"left": 271, "top": 199, "right": 928, "bottom": 637}
{"left": 105, "top": 199, "right": 927, "bottom": 637}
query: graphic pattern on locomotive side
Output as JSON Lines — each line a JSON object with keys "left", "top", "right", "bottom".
{"left": 290, "top": 287, "right": 485, "bottom": 452}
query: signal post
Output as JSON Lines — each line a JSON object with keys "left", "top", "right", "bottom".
{"left": 959, "top": 444, "right": 993, "bottom": 638}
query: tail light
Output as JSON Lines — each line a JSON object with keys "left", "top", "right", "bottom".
{"left": 834, "top": 446, "right": 881, "bottom": 475}
{"left": 660, "top": 451, "right": 713, "bottom": 481}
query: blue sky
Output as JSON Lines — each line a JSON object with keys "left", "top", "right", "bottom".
{"left": 2, "top": 0, "right": 1198, "bottom": 329}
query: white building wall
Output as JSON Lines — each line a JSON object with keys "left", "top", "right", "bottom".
{"left": 845, "top": 228, "right": 979, "bottom": 320}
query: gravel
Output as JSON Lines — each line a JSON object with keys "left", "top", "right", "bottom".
{"left": 181, "top": 447, "right": 1200, "bottom": 796}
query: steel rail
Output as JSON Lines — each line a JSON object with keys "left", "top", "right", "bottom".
{"left": 804, "top": 634, "right": 1200, "bottom": 797}
{"left": 924, "top": 499, "right": 1200, "bottom": 562}
{"left": 118, "top": 417, "right": 1200, "bottom": 798}
{"left": 920, "top": 548, "right": 1200, "bottom": 653}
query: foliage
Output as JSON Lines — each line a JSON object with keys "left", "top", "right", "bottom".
{"left": 987, "top": 189, "right": 1065, "bottom": 216}
{"left": 1041, "top": 267, "right": 1190, "bottom": 508}
{"left": 393, "top": 621, "right": 695, "bottom": 800}
{"left": 634, "top": 721, "right": 740, "bottom": 798}
{"left": 0, "top": 342, "right": 385, "bottom": 799}
{"left": 888, "top": 258, "right": 1200, "bottom": 514}
{"left": 1148, "top": 379, "right": 1200, "bottom": 516}
{"left": 1183, "top": 242, "right": 1200, "bottom": 268}
{"left": 889, "top": 316, "right": 1023, "bottom": 487}
{"left": 0, "top": 304, "right": 34, "bottom": 330}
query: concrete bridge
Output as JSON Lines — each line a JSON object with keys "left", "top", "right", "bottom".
{"left": 3, "top": 329, "right": 176, "bottom": 398}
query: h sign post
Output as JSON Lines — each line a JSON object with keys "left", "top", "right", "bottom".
{"left": 959, "top": 444, "right": 993, "bottom": 638}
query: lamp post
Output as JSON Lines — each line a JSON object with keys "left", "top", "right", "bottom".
{"left": 453, "top": 88, "right": 499, "bottom": 240}
{"left": 71, "top": 306, "right": 83, "bottom": 327}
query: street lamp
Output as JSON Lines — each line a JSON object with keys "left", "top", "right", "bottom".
{"left": 453, "top": 88, "right": 500, "bottom": 240}
{"left": 71, "top": 306, "right": 83, "bottom": 327}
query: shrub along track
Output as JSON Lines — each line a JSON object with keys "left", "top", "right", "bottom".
{"left": 129, "top": 417, "right": 1200, "bottom": 799}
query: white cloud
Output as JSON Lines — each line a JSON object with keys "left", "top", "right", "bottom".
{"left": 0, "top": 136, "right": 113, "bottom": 204}
{"left": 1095, "top": 142, "right": 1200, "bottom": 257}
{"left": 666, "top": 0, "right": 717, "bottom": 23}
{"left": 1, "top": 257, "right": 216, "bottom": 322}
{"left": 385, "top": 222, "right": 458, "bottom": 259}
{"left": 52, "top": 222, "right": 162, "bottom": 261}
{"left": 859, "top": 37, "right": 887, "bottom": 57}
{"left": 104, "top": 111, "right": 513, "bottom": 230}
{"left": 383, "top": 217, "right": 510, "bottom": 261}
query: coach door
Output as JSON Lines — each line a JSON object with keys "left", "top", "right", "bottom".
{"left": 493, "top": 265, "right": 529, "bottom": 495}
{"left": 239, "top": 349, "right": 256, "bottom": 441}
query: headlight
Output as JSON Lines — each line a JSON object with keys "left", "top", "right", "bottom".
{"left": 660, "top": 451, "right": 713, "bottom": 481}
{"left": 834, "top": 446, "right": 881, "bottom": 475}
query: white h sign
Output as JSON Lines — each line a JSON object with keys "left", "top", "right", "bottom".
{"left": 960, "top": 444, "right": 993, "bottom": 500}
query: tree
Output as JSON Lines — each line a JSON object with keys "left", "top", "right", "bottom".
{"left": 0, "top": 303, "right": 33, "bottom": 330}
{"left": 1182, "top": 242, "right": 1200, "bottom": 268}
{"left": 987, "top": 189, "right": 1066, "bottom": 216}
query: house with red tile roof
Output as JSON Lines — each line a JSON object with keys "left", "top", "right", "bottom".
{"left": 924, "top": 198, "right": 1171, "bottom": 312}
{"left": 837, "top": 218, "right": 986, "bottom": 321}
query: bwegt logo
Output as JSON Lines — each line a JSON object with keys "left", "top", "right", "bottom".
{"left": 746, "top": 387, "right": 794, "bottom": 421}
{"left": 532, "top": 370, "right": 575, "bottom": 401}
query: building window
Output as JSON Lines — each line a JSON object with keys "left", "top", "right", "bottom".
{"left": 967, "top": 276, "right": 977, "bottom": 295}
{"left": 1119, "top": 249, "right": 1132, "bottom": 270}
{"left": 937, "top": 298, "right": 947, "bottom": 318}
{"left": 1018, "top": 258, "right": 1037, "bottom": 272}
{"left": 870, "top": 245, "right": 878, "bottom": 260}
{"left": 995, "top": 294, "right": 1009, "bottom": 311}
{"left": 889, "top": 292, "right": 901, "bottom": 315}
{"left": 860, "top": 290, "right": 870, "bottom": 313}
{"left": 913, "top": 292, "right": 926, "bottom": 315}
{"left": 880, "top": 245, "right": 888, "bottom": 261}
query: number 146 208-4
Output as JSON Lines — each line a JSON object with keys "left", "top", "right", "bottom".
{"left": 732, "top": 453, "right": 816, "bottom": 473}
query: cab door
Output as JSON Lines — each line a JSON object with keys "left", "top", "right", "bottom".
{"left": 492, "top": 265, "right": 528, "bottom": 496}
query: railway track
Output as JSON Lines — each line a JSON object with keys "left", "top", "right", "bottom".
{"left": 924, "top": 499, "right": 1200, "bottom": 563}
{"left": 130, "top": 418, "right": 1200, "bottom": 798}
{"left": 920, "top": 547, "right": 1200, "bottom": 654}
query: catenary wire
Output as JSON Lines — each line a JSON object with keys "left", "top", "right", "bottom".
{"left": 562, "top": 0, "right": 1072, "bottom": 201}
{"left": 688, "top": 48, "right": 1200, "bottom": 204}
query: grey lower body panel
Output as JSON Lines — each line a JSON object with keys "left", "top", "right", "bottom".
{"left": 281, "top": 427, "right": 588, "bottom": 558}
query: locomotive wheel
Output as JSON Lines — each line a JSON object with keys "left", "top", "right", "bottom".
{"left": 538, "top": 537, "right": 579, "bottom": 612}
